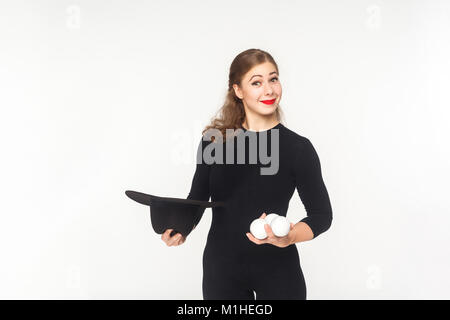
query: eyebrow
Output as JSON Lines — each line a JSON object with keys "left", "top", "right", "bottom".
{"left": 249, "top": 71, "right": 278, "bottom": 82}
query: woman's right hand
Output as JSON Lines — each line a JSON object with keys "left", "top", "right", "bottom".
{"left": 161, "top": 229, "right": 186, "bottom": 247}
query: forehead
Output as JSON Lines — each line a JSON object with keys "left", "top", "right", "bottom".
{"left": 244, "top": 62, "right": 277, "bottom": 79}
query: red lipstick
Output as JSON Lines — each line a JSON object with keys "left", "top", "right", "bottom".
{"left": 260, "top": 99, "right": 276, "bottom": 105}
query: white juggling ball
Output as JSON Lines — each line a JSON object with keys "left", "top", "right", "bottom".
{"left": 270, "top": 216, "right": 291, "bottom": 237}
{"left": 264, "top": 213, "right": 279, "bottom": 225}
{"left": 250, "top": 218, "right": 268, "bottom": 240}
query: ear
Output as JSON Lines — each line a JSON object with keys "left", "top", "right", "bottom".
{"left": 232, "top": 84, "right": 243, "bottom": 100}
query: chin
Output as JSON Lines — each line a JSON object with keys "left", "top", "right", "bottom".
{"left": 257, "top": 107, "right": 277, "bottom": 115}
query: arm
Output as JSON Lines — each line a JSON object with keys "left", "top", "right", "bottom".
{"left": 187, "top": 137, "right": 212, "bottom": 229}
{"left": 289, "top": 138, "right": 333, "bottom": 244}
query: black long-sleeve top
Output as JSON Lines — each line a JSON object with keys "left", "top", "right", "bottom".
{"left": 187, "top": 122, "right": 332, "bottom": 252}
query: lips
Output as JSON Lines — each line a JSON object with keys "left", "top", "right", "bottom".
{"left": 260, "top": 99, "right": 276, "bottom": 105}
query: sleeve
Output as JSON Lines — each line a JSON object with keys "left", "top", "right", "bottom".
{"left": 294, "top": 138, "right": 333, "bottom": 239}
{"left": 187, "top": 137, "right": 212, "bottom": 229}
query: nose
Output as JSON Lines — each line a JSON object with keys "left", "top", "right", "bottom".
{"left": 263, "top": 82, "right": 274, "bottom": 96}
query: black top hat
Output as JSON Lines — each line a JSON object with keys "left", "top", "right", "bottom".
{"left": 125, "top": 190, "right": 225, "bottom": 238}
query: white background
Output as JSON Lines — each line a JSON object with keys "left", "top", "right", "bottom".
{"left": 1, "top": 0, "right": 449, "bottom": 299}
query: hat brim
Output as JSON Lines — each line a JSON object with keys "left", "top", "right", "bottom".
{"left": 125, "top": 190, "right": 224, "bottom": 207}
{"left": 125, "top": 190, "right": 225, "bottom": 238}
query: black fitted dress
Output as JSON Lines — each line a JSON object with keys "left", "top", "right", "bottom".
{"left": 187, "top": 122, "right": 333, "bottom": 300}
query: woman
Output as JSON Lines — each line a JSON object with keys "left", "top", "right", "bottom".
{"left": 161, "top": 48, "right": 333, "bottom": 300}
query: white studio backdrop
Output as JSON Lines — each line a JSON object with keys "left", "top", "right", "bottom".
{"left": 0, "top": 0, "right": 449, "bottom": 299}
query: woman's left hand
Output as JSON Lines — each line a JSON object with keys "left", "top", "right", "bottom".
{"left": 246, "top": 212, "right": 294, "bottom": 248}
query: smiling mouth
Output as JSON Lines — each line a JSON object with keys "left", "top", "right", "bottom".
{"left": 260, "top": 99, "right": 276, "bottom": 105}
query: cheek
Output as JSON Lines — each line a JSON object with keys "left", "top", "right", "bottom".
{"left": 274, "top": 84, "right": 282, "bottom": 95}
{"left": 246, "top": 88, "right": 262, "bottom": 101}
{"left": 242, "top": 96, "right": 258, "bottom": 108}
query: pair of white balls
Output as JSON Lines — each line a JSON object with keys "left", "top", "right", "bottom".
{"left": 250, "top": 213, "right": 291, "bottom": 240}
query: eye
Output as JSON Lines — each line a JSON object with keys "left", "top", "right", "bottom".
{"left": 252, "top": 77, "right": 279, "bottom": 86}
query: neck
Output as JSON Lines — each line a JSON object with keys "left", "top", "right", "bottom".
{"left": 242, "top": 115, "right": 279, "bottom": 132}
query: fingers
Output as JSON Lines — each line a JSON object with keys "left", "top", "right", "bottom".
{"left": 168, "top": 233, "right": 179, "bottom": 246}
{"left": 246, "top": 232, "right": 264, "bottom": 245}
{"left": 161, "top": 229, "right": 173, "bottom": 243}
{"left": 169, "top": 234, "right": 181, "bottom": 246}
{"left": 264, "top": 223, "right": 275, "bottom": 238}
{"left": 248, "top": 220, "right": 294, "bottom": 248}
{"left": 260, "top": 212, "right": 267, "bottom": 219}
{"left": 161, "top": 229, "right": 185, "bottom": 247}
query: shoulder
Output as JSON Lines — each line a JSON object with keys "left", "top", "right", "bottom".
{"left": 279, "top": 125, "right": 323, "bottom": 177}
{"left": 278, "top": 124, "right": 313, "bottom": 151}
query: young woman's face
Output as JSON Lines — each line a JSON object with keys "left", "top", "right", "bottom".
{"left": 233, "top": 62, "right": 282, "bottom": 117}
